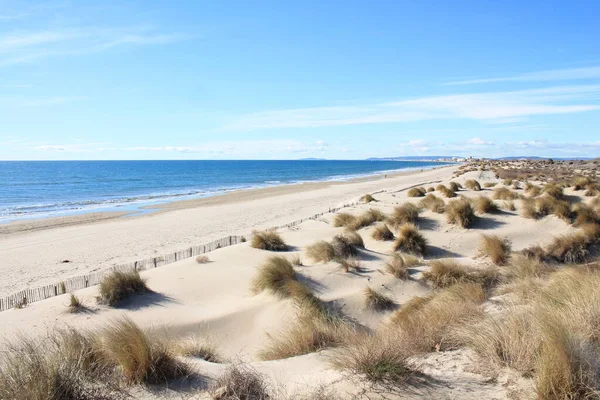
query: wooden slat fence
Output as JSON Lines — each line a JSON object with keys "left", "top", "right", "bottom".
{"left": 0, "top": 202, "right": 362, "bottom": 312}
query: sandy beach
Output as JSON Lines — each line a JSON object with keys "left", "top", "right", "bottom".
{"left": 1, "top": 160, "right": 599, "bottom": 399}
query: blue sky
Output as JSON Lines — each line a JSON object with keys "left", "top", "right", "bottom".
{"left": 1, "top": 0, "right": 600, "bottom": 160}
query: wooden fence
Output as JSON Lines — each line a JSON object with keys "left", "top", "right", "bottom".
{"left": 0, "top": 203, "right": 361, "bottom": 312}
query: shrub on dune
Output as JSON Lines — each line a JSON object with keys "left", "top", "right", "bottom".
{"left": 448, "top": 181, "right": 462, "bottom": 192}
{"left": 423, "top": 260, "right": 499, "bottom": 289}
{"left": 419, "top": 193, "right": 445, "bottom": 213}
{"left": 546, "top": 233, "right": 591, "bottom": 264}
{"left": 98, "top": 317, "right": 189, "bottom": 384}
{"left": 251, "top": 230, "right": 288, "bottom": 251}
{"left": 372, "top": 223, "right": 394, "bottom": 241}
{"left": 438, "top": 186, "right": 457, "bottom": 198}
{"left": 306, "top": 241, "right": 336, "bottom": 263}
{"left": 572, "top": 203, "right": 599, "bottom": 227}
{"left": 360, "top": 194, "right": 376, "bottom": 203}
{"left": 340, "top": 229, "right": 364, "bottom": 248}
{"left": 521, "top": 198, "right": 538, "bottom": 219}
{"left": 493, "top": 187, "right": 520, "bottom": 200}
{"left": 68, "top": 293, "right": 85, "bottom": 313}
{"left": 363, "top": 208, "right": 387, "bottom": 223}
{"left": 464, "top": 179, "right": 482, "bottom": 191}
{"left": 445, "top": 198, "right": 475, "bottom": 228}
{"left": 392, "top": 224, "right": 427, "bottom": 256}
{"left": 363, "top": 287, "right": 396, "bottom": 311}
{"left": 407, "top": 187, "right": 426, "bottom": 197}
{"left": 251, "top": 256, "right": 297, "bottom": 297}
{"left": 478, "top": 234, "right": 512, "bottom": 265}
{"left": 572, "top": 176, "right": 591, "bottom": 191}
{"left": 472, "top": 196, "right": 499, "bottom": 214}
{"left": 211, "top": 364, "right": 270, "bottom": 400}
{"left": 331, "top": 235, "right": 358, "bottom": 259}
{"left": 385, "top": 254, "right": 409, "bottom": 279}
{"left": 542, "top": 183, "right": 564, "bottom": 200}
{"left": 98, "top": 269, "right": 149, "bottom": 307}
{"left": 387, "top": 203, "right": 419, "bottom": 228}
{"left": 332, "top": 212, "right": 357, "bottom": 228}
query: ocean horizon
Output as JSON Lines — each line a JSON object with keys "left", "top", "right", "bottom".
{"left": 0, "top": 160, "right": 450, "bottom": 222}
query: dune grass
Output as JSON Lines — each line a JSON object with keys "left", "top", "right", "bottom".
{"left": 407, "top": 187, "right": 426, "bottom": 197}
{"left": 438, "top": 185, "right": 457, "bottom": 198}
{"left": 502, "top": 200, "right": 516, "bottom": 211}
{"left": 306, "top": 241, "right": 336, "bottom": 263}
{"left": 572, "top": 203, "right": 600, "bottom": 227}
{"left": 464, "top": 179, "right": 482, "bottom": 191}
{"left": 472, "top": 196, "right": 499, "bottom": 214}
{"left": 331, "top": 234, "right": 358, "bottom": 259}
{"left": 445, "top": 198, "right": 475, "bottom": 228}
{"left": 384, "top": 254, "right": 409, "bottom": 279}
{"left": 360, "top": 194, "right": 376, "bottom": 203}
{"left": 195, "top": 255, "right": 210, "bottom": 264}
{"left": 422, "top": 260, "right": 500, "bottom": 289}
{"left": 419, "top": 193, "right": 445, "bottom": 213}
{"left": 68, "top": 293, "right": 85, "bottom": 313}
{"left": 448, "top": 181, "right": 462, "bottom": 192}
{"left": 546, "top": 233, "right": 591, "bottom": 264}
{"left": 338, "top": 257, "right": 362, "bottom": 273}
{"left": 211, "top": 364, "right": 270, "bottom": 400}
{"left": 364, "top": 287, "right": 396, "bottom": 311}
{"left": 478, "top": 234, "right": 512, "bottom": 265}
{"left": 493, "top": 187, "right": 520, "bottom": 200}
{"left": 332, "top": 212, "right": 358, "bottom": 228}
{"left": 98, "top": 269, "right": 149, "bottom": 307}
{"left": 484, "top": 182, "right": 498, "bottom": 188}
{"left": 372, "top": 223, "right": 395, "bottom": 241}
{"left": 571, "top": 176, "right": 591, "bottom": 191}
{"left": 251, "top": 230, "right": 288, "bottom": 251}
{"left": 392, "top": 223, "right": 427, "bottom": 256}
{"left": 251, "top": 256, "right": 299, "bottom": 297}
{"left": 542, "top": 183, "right": 564, "bottom": 200}
{"left": 340, "top": 229, "right": 364, "bottom": 248}
{"left": 387, "top": 203, "right": 419, "bottom": 228}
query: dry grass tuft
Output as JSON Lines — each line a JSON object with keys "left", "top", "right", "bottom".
{"left": 503, "top": 178, "right": 513, "bottom": 186}
{"left": 306, "top": 241, "right": 336, "bottom": 263}
{"left": 502, "top": 200, "right": 516, "bottom": 211}
{"left": 493, "top": 187, "right": 520, "bottom": 200}
{"left": 484, "top": 182, "right": 498, "bottom": 188}
{"left": 98, "top": 270, "right": 149, "bottom": 307}
{"left": 464, "top": 179, "right": 482, "bottom": 191}
{"left": 520, "top": 245, "right": 550, "bottom": 263}
{"left": 372, "top": 223, "right": 395, "bottom": 241}
{"left": 251, "top": 256, "right": 298, "bottom": 297}
{"left": 195, "top": 255, "right": 210, "bottom": 264}
{"left": 419, "top": 194, "right": 445, "bottom": 213}
{"left": 364, "top": 287, "right": 396, "bottom": 311}
{"left": 361, "top": 194, "right": 376, "bottom": 203}
{"left": 572, "top": 203, "right": 600, "bottom": 227}
{"left": 438, "top": 185, "right": 457, "bottom": 198}
{"left": 423, "top": 260, "right": 500, "bottom": 289}
{"left": 472, "top": 196, "right": 499, "bottom": 214}
{"left": 211, "top": 364, "right": 270, "bottom": 400}
{"left": 407, "top": 187, "right": 426, "bottom": 197}
{"left": 289, "top": 254, "right": 303, "bottom": 266}
{"left": 170, "top": 336, "right": 220, "bottom": 362}
{"left": 448, "top": 181, "right": 462, "bottom": 192}
{"left": 426, "top": 186, "right": 435, "bottom": 192}
{"left": 581, "top": 222, "right": 600, "bottom": 243}
{"left": 97, "top": 317, "right": 188, "bottom": 384}
{"left": 68, "top": 293, "right": 85, "bottom": 313}
{"left": 338, "top": 258, "right": 362, "bottom": 273}
{"left": 251, "top": 230, "right": 288, "bottom": 251}
{"left": 445, "top": 198, "right": 475, "bottom": 228}
{"left": 340, "top": 229, "right": 364, "bottom": 248}
{"left": 542, "top": 183, "right": 564, "bottom": 199}
{"left": 546, "top": 233, "right": 591, "bottom": 264}
{"left": 331, "top": 235, "right": 358, "bottom": 259}
{"left": 478, "top": 234, "right": 512, "bottom": 265}
{"left": 332, "top": 212, "right": 358, "bottom": 228}
{"left": 329, "top": 331, "right": 413, "bottom": 384}
{"left": 572, "top": 176, "right": 591, "bottom": 191}
{"left": 384, "top": 254, "right": 409, "bottom": 279}
{"left": 392, "top": 224, "right": 427, "bottom": 256}
{"left": 388, "top": 203, "right": 419, "bottom": 228}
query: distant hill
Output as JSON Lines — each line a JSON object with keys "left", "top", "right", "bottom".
{"left": 366, "top": 156, "right": 455, "bottom": 161}
{"left": 496, "top": 156, "right": 595, "bottom": 161}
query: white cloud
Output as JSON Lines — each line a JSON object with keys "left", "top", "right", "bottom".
{"left": 33, "top": 142, "right": 110, "bottom": 152}
{"left": 447, "top": 66, "right": 600, "bottom": 85}
{"left": 468, "top": 137, "right": 495, "bottom": 146}
{"left": 221, "top": 85, "right": 600, "bottom": 131}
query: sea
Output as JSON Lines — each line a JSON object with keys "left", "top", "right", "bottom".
{"left": 0, "top": 160, "right": 450, "bottom": 223}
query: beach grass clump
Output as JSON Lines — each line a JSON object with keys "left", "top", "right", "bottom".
{"left": 502, "top": 200, "right": 516, "bottom": 211}
{"left": 363, "top": 287, "right": 396, "bottom": 311}
{"left": 423, "top": 260, "right": 500, "bottom": 289}
{"left": 331, "top": 234, "right": 358, "bottom": 259}
{"left": 349, "top": 208, "right": 387, "bottom": 230}
{"left": 98, "top": 270, "right": 149, "bottom": 307}
{"left": 340, "top": 229, "right": 364, "bottom": 248}
{"left": 484, "top": 182, "right": 498, "bottom": 188}
{"left": 360, "top": 194, "right": 376, "bottom": 203}
{"left": 392, "top": 224, "right": 427, "bottom": 256}
{"left": 572, "top": 203, "right": 600, "bottom": 227}
{"left": 371, "top": 223, "right": 395, "bottom": 241}
{"left": 387, "top": 203, "right": 419, "bottom": 228}
{"left": 419, "top": 194, "right": 445, "bottom": 213}
{"left": 445, "top": 198, "right": 475, "bottom": 228}
{"left": 464, "top": 179, "right": 482, "bottom": 191}
{"left": 526, "top": 185, "right": 541, "bottom": 197}
{"left": 306, "top": 241, "right": 336, "bottom": 263}
{"left": 520, "top": 245, "right": 550, "bottom": 263}
{"left": 542, "top": 183, "right": 564, "bottom": 200}
{"left": 472, "top": 196, "right": 499, "bottom": 214}
{"left": 68, "top": 293, "right": 85, "bottom": 313}
{"left": 503, "top": 178, "right": 513, "bottom": 186}
{"left": 195, "top": 255, "right": 210, "bottom": 264}
{"left": 384, "top": 254, "right": 409, "bottom": 279}
{"left": 251, "top": 256, "right": 298, "bottom": 297}
{"left": 330, "top": 331, "right": 413, "bottom": 384}
{"left": 438, "top": 185, "right": 457, "bottom": 198}
{"left": 407, "top": 187, "right": 426, "bottom": 197}
{"left": 251, "top": 230, "right": 288, "bottom": 251}
{"left": 479, "top": 234, "right": 512, "bottom": 265}
{"left": 572, "top": 176, "right": 591, "bottom": 191}
{"left": 581, "top": 222, "right": 600, "bottom": 243}
{"left": 338, "top": 257, "right": 362, "bottom": 273}
{"left": 493, "top": 187, "right": 520, "bottom": 200}
{"left": 585, "top": 183, "right": 599, "bottom": 197}
{"left": 505, "top": 253, "right": 554, "bottom": 281}
{"left": 448, "top": 181, "right": 462, "bottom": 192}
{"left": 332, "top": 212, "right": 358, "bottom": 229}
{"left": 546, "top": 233, "right": 591, "bottom": 264}
{"left": 97, "top": 317, "right": 189, "bottom": 385}
{"left": 389, "top": 283, "right": 485, "bottom": 352}
{"left": 426, "top": 186, "right": 435, "bottom": 192}
{"left": 211, "top": 364, "right": 270, "bottom": 400}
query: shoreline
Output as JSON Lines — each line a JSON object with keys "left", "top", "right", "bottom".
{"left": 0, "top": 165, "right": 456, "bottom": 296}
{"left": 1, "top": 163, "right": 453, "bottom": 235}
